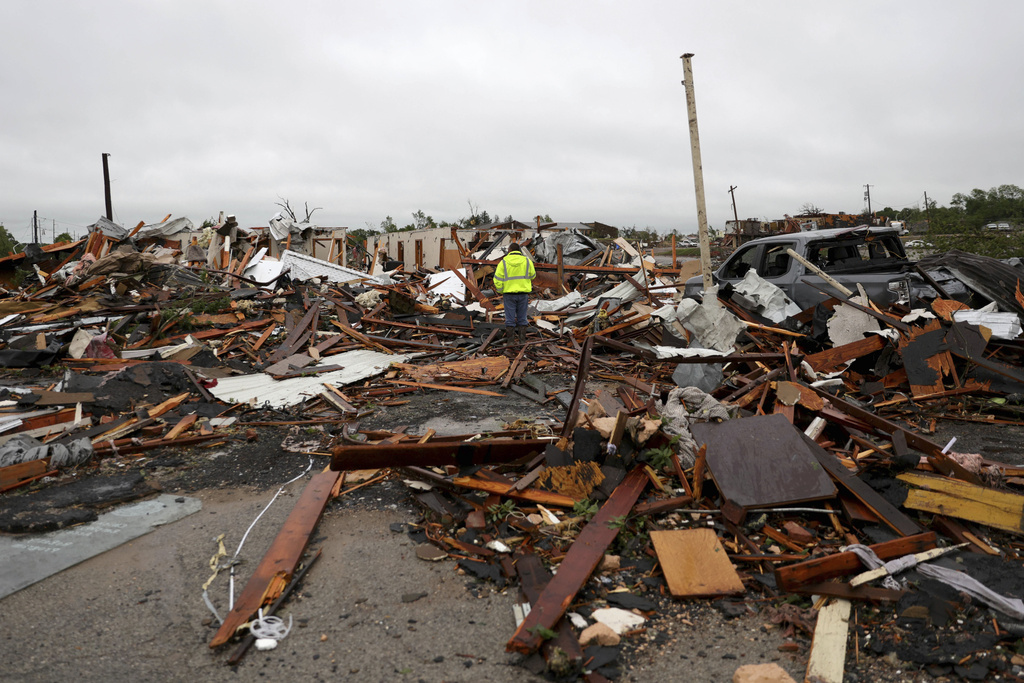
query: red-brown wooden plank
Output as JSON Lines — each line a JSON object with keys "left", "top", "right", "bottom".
{"left": 506, "top": 466, "right": 647, "bottom": 655}
{"left": 209, "top": 469, "right": 340, "bottom": 647}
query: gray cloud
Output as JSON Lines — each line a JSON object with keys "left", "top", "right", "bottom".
{"left": 2, "top": 1, "right": 1021, "bottom": 242}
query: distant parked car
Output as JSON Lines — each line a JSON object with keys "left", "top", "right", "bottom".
{"left": 905, "top": 239, "right": 932, "bottom": 248}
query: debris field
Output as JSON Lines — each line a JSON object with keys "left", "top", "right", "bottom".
{"left": 3, "top": 216, "right": 1024, "bottom": 682}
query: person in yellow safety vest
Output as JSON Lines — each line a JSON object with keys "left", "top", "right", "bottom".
{"left": 493, "top": 242, "right": 536, "bottom": 345}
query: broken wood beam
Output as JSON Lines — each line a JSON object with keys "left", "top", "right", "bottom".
{"left": 209, "top": 469, "right": 340, "bottom": 647}
{"left": 773, "top": 532, "right": 937, "bottom": 592}
{"left": 331, "top": 438, "right": 548, "bottom": 471}
{"left": 506, "top": 466, "right": 647, "bottom": 655}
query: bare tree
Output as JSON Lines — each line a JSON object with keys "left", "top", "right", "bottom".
{"left": 799, "top": 202, "right": 822, "bottom": 215}
{"left": 275, "top": 197, "right": 323, "bottom": 222}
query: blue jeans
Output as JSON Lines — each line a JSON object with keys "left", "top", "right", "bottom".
{"left": 503, "top": 292, "right": 529, "bottom": 327}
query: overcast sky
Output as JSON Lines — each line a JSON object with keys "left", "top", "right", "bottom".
{"left": 2, "top": 1, "right": 1021, "bottom": 243}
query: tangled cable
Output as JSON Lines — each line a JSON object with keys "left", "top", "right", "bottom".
{"left": 250, "top": 609, "right": 293, "bottom": 640}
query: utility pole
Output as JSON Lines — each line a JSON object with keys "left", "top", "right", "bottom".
{"left": 680, "top": 53, "right": 713, "bottom": 291}
{"left": 102, "top": 153, "right": 113, "bottom": 221}
{"left": 923, "top": 191, "right": 932, "bottom": 229}
{"left": 33, "top": 210, "right": 38, "bottom": 243}
{"left": 864, "top": 183, "right": 873, "bottom": 218}
{"left": 728, "top": 185, "right": 740, "bottom": 247}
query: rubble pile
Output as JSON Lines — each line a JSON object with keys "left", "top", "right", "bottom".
{"left": 3, "top": 215, "right": 1024, "bottom": 681}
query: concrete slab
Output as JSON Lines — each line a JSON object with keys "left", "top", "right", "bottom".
{"left": 0, "top": 494, "right": 201, "bottom": 599}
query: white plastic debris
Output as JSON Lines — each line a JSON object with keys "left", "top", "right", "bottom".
{"left": 591, "top": 607, "right": 645, "bottom": 634}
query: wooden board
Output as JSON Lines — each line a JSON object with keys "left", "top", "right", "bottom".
{"left": 690, "top": 414, "right": 836, "bottom": 510}
{"left": 774, "top": 532, "right": 936, "bottom": 591}
{"left": 650, "top": 529, "right": 744, "bottom": 598}
{"left": 209, "top": 469, "right": 340, "bottom": 647}
{"left": 506, "top": 466, "right": 647, "bottom": 655}
{"left": 898, "top": 471, "right": 1024, "bottom": 536}
{"left": 805, "top": 599, "right": 851, "bottom": 683}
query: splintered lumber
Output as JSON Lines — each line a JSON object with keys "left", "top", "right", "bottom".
{"left": 650, "top": 528, "right": 744, "bottom": 598}
{"left": 898, "top": 471, "right": 1024, "bottom": 536}
{"left": 774, "top": 532, "right": 937, "bottom": 592}
{"left": 806, "top": 435, "right": 920, "bottom": 537}
{"left": 450, "top": 476, "right": 577, "bottom": 508}
{"left": 209, "top": 469, "right": 340, "bottom": 647}
{"left": 164, "top": 413, "right": 197, "bottom": 440}
{"left": 809, "top": 385, "right": 980, "bottom": 485}
{"left": 506, "top": 466, "right": 647, "bottom": 655}
{"left": 331, "top": 438, "right": 547, "bottom": 471}
{"left": 805, "top": 335, "right": 885, "bottom": 374}
{"left": 805, "top": 599, "right": 852, "bottom": 683}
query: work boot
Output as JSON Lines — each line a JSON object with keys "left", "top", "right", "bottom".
{"left": 517, "top": 326, "right": 527, "bottom": 344}
{"left": 504, "top": 327, "right": 515, "bottom": 345}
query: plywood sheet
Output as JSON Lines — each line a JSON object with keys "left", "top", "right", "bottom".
{"left": 650, "top": 528, "right": 744, "bottom": 597}
{"left": 690, "top": 413, "right": 835, "bottom": 509}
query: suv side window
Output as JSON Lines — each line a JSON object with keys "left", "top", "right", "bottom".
{"left": 762, "top": 243, "right": 795, "bottom": 278}
{"left": 721, "top": 244, "right": 760, "bottom": 279}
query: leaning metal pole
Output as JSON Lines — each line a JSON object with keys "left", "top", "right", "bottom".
{"left": 680, "top": 53, "right": 713, "bottom": 291}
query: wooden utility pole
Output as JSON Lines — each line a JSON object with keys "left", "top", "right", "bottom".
{"left": 680, "top": 53, "right": 713, "bottom": 291}
{"left": 728, "top": 185, "right": 740, "bottom": 247}
{"left": 102, "top": 153, "right": 113, "bottom": 220}
{"left": 33, "top": 210, "right": 38, "bottom": 243}
{"left": 923, "top": 191, "right": 932, "bottom": 229}
{"left": 864, "top": 183, "right": 873, "bottom": 217}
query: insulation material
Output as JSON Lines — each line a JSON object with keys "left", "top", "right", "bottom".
{"left": 732, "top": 269, "right": 801, "bottom": 323}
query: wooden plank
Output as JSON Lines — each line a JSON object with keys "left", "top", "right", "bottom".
{"left": 385, "top": 380, "right": 502, "bottom": 397}
{"left": 898, "top": 472, "right": 1024, "bottom": 535}
{"left": 209, "top": 469, "right": 340, "bottom": 647}
{"left": 805, "top": 335, "right": 885, "bottom": 373}
{"left": 774, "top": 532, "right": 937, "bottom": 591}
{"left": 331, "top": 438, "right": 547, "bottom": 471}
{"left": 506, "top": 466, "right": 648, "bottom": 655}
{"left": 450, "top": 476, "right": 577, "bottom": 508}
{"left": 0, "top": 458, "right": 49, "bottom": 490}
{"left": 650, "top": 528, "right": 744, "bottom": 598}
{"left": 164, "top": 414, "right": 198, "bottom": 440}
{"left": 791, "top": 582, "right": 904, "bottom": 602}
{"left": 805, "top": 599, "right": 851, "bottom": 683}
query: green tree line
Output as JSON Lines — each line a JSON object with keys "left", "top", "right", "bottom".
{"left": 880, "top": 184, "right": 1024, "bottom": 258}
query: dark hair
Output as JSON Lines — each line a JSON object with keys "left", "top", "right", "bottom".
{"left": 507, "top": 243, "right": 521, "bottom": 252}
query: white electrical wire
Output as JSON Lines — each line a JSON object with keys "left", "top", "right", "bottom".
{"left": 201, "top": 457, "right": 314, "bottom": 620}
{"left": 229, "top": 457, "right": 314, "bottom": 609}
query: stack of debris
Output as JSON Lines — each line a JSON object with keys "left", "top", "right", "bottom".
{"left": 3, "top": 214, "right": 1024, "bottom": 681}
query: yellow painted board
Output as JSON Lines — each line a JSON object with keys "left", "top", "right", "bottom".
{"left": 902, "top": 488, "right": 1024, "bottom": 535}
{"left": 650, "top": 529, "right": 744, "bottom": 598}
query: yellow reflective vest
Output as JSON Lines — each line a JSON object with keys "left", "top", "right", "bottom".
{"left": 493, "top": 252, "right": 536, "bottom": 294}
